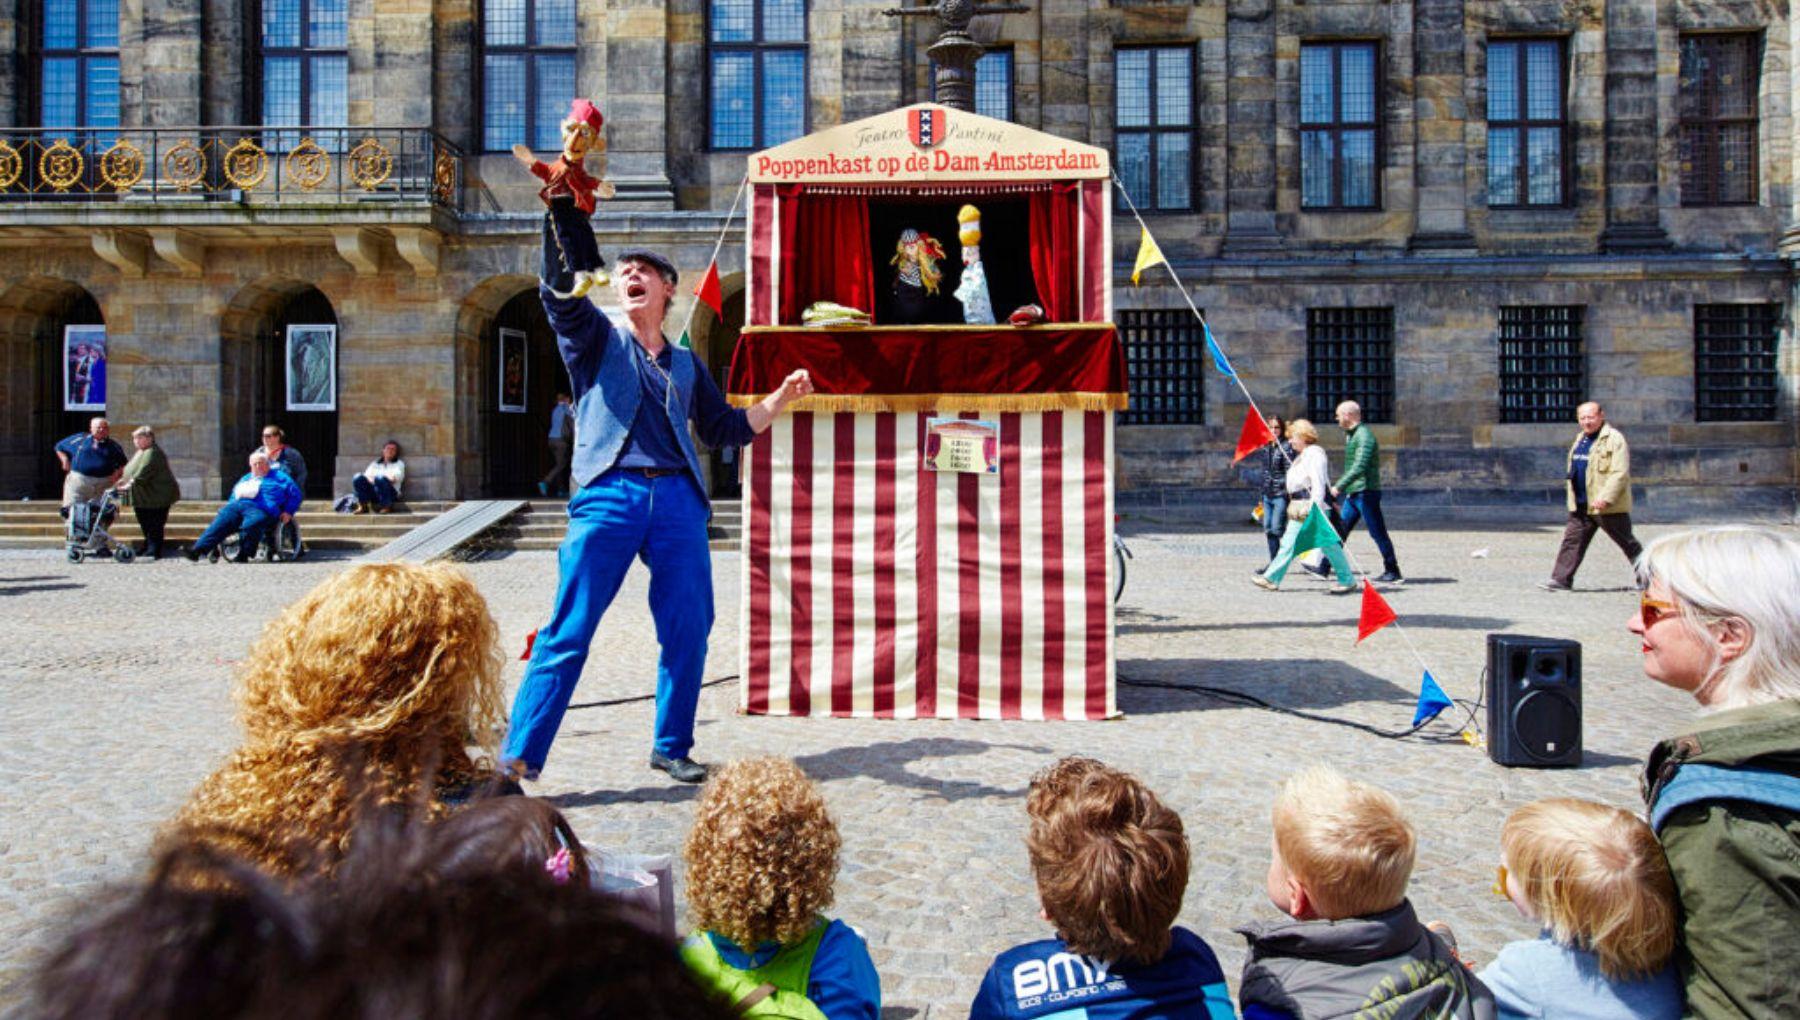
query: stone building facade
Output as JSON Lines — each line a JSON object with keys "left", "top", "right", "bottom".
{"left": 0, "top": 0, "right": 1795, "bottom": 513}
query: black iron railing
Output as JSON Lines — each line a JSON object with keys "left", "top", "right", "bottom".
{"left": 0, "top": 126, "right": 463, "bottom": 209}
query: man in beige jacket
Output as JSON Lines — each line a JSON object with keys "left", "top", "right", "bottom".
{"left": 1541, "top": 401, "right": 1642, "bottom": 591}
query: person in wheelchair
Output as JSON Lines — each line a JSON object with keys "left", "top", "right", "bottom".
{"left": 185, "top": 452, "right": 302, "bottom": 563}
{"left": 255, "top": 425, "right": 308, "bottom": 559}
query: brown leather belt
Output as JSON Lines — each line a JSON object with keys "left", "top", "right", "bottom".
{"left": 617, "top": 466, "right": 682, "bottom": 478}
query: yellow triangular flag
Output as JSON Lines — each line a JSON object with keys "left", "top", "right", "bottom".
{"left": 1130, "top": 228, "right": 1166, "bottom": 286}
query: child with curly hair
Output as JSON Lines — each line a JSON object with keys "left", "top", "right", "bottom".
{"left": 163, "top": 562, "right": 508, "bottom": 879}
{"left": 679, "top": 757, "right": 880, "bottom": 1019}
{"left": 1478, "top": 798, "right": 1681, "bottom": 1019}
{"left": 970, "top": 757, "right": 1235, "bottom": 1019}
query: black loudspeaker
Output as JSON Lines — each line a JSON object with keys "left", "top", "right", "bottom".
{"left": 1486, "top": 634, "right": 1583, "bottom": 767}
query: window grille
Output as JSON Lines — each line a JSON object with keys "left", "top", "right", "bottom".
{"left": 1486, "top": 39, "right": 1567, "bottom": 207}
{"left": 1306, "top": 307, "right": 1393, "bottom": 423}
{"left": 708, "top": 0, "right": 808, "bottom": 150}
{"left": 480, "top": 0, "right": 578, "bottom": 153}
{"left": 1300, "top": 41, "right": 1380, "bottom": 210}
{"left": 260, "top": 0, "right": 348, "bottom": 145}
{"left": 1679, "top": 33, "right": 1759, "bottom": 206}
{"left": 1695, "top": 304, "right": 1781, "bottom": 422}
{"left": 1118, "top": 309, "right": 1205, "bottom": 425}
{"left": 1114, "top": 46, "right": 1194, "bottom": 212}
{"left": 1498, "top": 306, "right": 1584, "bottom": 423}
{"left": 37, "top": 0, "right": 120, "bottom": 138}
{"left": 933, "top": 48, "right": 1013, "bottom": 122}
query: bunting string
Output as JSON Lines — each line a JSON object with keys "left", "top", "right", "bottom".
{"left": 1111, "top": 172, "right": 1480, "bottom": 743}
{"left": 668, "top": 175, "right": 749, "bottom": 349}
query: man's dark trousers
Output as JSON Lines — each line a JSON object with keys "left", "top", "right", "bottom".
{"left": 1551, "top": 511, "right": 1642, "bottom": 586}
{"left": 1337, "top": 490, "right": 1399, "bottom": 574}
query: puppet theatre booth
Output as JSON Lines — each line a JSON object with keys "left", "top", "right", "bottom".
{"left": 727, "top": 105, "right": 1124, "bottom": 721}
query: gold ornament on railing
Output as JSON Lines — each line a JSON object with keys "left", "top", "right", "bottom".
{"left": 348, "top": 137, "right": 392, "bottom": 192}
{"left": 433, "top": 148, "right": 456, "bottom": 204}
{"left": 223, "top": 138, "right": 269, "bottom": 190}
{"left": 286, "top": 137, "right": 331, "bottom": 191}
{"left": 100, "top": 139, "right": 146, "bottom": 190}
{"left": 0, "top": 141, "right": 22, "bottom": 190}
{"left": 40, "top": 139, "right": 85, "bottom": 192}
{"left": 163, "top": 140, "right": 207, "bottom": 191}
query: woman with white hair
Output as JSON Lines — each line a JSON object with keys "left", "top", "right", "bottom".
{"left": 118, "top": 426, "right": 180, "bottom": 559}
{"left": 1632, "top": 526, "right": 1800, "bottom": 1020}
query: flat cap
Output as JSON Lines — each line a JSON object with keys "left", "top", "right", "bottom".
{"left": 615, "top": 248, "right": 679, "bottom": 286}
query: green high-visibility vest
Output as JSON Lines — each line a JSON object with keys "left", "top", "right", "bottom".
{"left": 680, "top": 920, "right": 829, "bottom": 1020}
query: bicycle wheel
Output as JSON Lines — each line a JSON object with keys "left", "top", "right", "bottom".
{"left": 1113, "top": 542, "right": 1128, "bottom": 603}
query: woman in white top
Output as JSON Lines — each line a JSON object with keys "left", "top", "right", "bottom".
{"left": 1252, "top": 419, "right": 1356, "bottom": 593}
{"left": 352, "top": 440, "right": 407, "bottom": 513}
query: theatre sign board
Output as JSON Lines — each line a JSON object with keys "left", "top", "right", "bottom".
{"left": 746, "top": 104, "right": 1111, "bottom": 185}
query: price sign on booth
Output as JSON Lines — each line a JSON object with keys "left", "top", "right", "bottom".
{"left": 923, "top": 417, "right": 1000, "bottom": 474}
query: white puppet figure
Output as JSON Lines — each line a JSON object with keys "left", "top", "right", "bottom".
{"left": 953, "top": 204, "right": 996, "bottom": 325}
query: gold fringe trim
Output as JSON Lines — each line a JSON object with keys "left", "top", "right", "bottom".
{"left": 728, "top": 391, "right": 1127, "bottom": 413}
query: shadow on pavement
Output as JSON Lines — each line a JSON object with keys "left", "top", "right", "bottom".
{"left": 0, "top": 581, "right": 84, "bottom": 596}
{"left": 1116, "top": 658, "right": 1416, "bottom": 719}
{"left": 1117, "top": 610, "right": 1513, "bottom": 635}
{"left": 546, "top": 783, "right": 702, "bottom": 809}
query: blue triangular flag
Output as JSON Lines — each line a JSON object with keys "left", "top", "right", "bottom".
{"left": 1412, "top": 670, "right": 1454, "bottom": 728}
{"left": 1203, "top": 321, "right": 1236, "bottom": 380}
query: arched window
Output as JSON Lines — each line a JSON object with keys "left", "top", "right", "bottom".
{"left": 36, "top": 0, "right": 120, "bottom": 132}
{"left": 480, "top": 0, "right": 579, "bottom": 152}
{"left": 258, "top": 0, "right": 348, "bottom": 141}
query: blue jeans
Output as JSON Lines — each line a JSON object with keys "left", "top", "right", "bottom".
{"left": 503, "top": 469, "right": 713, "bottom": 774}
{"left": 1261, "top": 496, "right": 1288, "bottom": 560}
{"left": 1338, "top": 490, "right": 1399, "bottom": 574}
{"left": 353, "top": 475, "right": 398, "bottom": 508}
{"left": 192, "top": 501, "right": 274, "bottom": 558}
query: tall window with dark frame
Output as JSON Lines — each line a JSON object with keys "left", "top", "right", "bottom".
{"left": 259, "top": 0, "right": 348, "bottom": 140}
{"left": 933, "top": 48, "right": 1013, "bottom": 122}
{"left": 1486, "top": 39, "right": 1566, "bottom": 207}
{"left": 1300, "top": 41, "right": 1379, "bottom": 210}
{"left": 481, "top": 0, "right": 579, "bottom": 153}
{"left": 1678, "top": 33, "right": 1760, "bottom": 206}
{"left": 1114, "top": 46, "right": 1194, "bottom": 212}
{"left": 708, "top": 0, "right": 808, "bottom": 150}
{"left": 37, "top": 0, "right": 120, "bottom": 134}
{"left": 1694, "top": 304, "right": 1781, "bottom": 422}
{"left": 1306, "top": 308, "right": 1393, "bottom": 424}
{"left": 1117, "top": 310, "right": 1205, "bottom": 425}
{"left": 1498, "top": 306, "right": 1584, "bottom": 424}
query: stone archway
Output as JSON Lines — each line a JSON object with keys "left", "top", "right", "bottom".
{"left": 0, "top": 276, "right": 109, "bottom": 498}
{"left": 453, "top": 274, "right": 558, "bottom": 498}
{"left": 218, "top": 278, "right": 345, "bottom": 499}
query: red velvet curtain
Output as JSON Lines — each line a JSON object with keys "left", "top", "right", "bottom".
{"left": 779, "top": 187, "right": 876, "bottom": 324}
{"left": 1028, "top": 182, "right": 1079, "bottom": 322}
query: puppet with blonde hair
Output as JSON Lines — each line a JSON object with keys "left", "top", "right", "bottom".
{"left": 952, "top": 204, "right": 995, "bottom": 325}
{"left": 164, "top": 562, "right": 506, "bottom": 879}
{"left": 889, "top": 228, "right": 946, "bottom": 324}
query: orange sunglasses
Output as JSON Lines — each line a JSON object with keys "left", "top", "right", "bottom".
{"left": 1640, "top": 591, "right": 1682, "bottom": 629}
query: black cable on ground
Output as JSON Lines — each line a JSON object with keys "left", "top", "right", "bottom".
{"left": 566, "top": 675, "right": 738, "bottom": 711}
{"left": 1118, "top": 668, "right": 1486, "bottom": 743}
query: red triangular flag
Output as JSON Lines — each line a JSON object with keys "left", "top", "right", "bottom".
{"left": 694, "top": 261, "right": 724, "bottom": 317}
{"left": 1356, "top": 581, "right": 1397, "bottom": 644}
{"left": 520, "top": 627, "right": 539, "bottom": 661}
{"left": 1232, "top": 406, "right": 1278, "bottom": 464}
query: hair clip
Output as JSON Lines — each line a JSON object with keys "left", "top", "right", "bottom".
{"left": 545, "top": 847, "right": 573, "bottom": 884}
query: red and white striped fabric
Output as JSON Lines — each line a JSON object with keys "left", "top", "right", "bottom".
{"left": 740, "top": 409, "right": 1117, "bottom": 720}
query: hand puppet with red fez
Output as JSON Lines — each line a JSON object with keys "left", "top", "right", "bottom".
{"left": 513, "top": 99, "right": 617, "bottom": 296}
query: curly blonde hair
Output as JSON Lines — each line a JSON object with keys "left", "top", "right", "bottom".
{"left": 683, "top": 757, "right": 840, "bottom": 947}
{"left": 166, "top": 563, "right": 506, "bottom": 878}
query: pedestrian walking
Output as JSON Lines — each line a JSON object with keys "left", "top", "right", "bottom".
{"left": 540, "top": 391, "right": 574, "bottom": 496}
{"left": 1256, "top": 415, "right": 1294, "bottom": 569}
{"left": 1541, "top": 401, "right": 1641, "bottom": 591}
{"left": 1330, "top": 401, "right": 1403, "bottom": 585}
{"left": 118, "top": 426, "right": 180, "bottom": 559}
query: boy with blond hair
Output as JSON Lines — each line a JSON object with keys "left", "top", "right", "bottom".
{"left": 1238, "top": 766, "right": 1495, "bottom": 1020}
{"left": 969, "top": 757, "right": 1235, "bottom": 1019}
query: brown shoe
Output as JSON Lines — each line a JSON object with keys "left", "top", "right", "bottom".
{"left": 376, "top": 505, "right": 392, "bottom": 514}
{"left": 352, "top": 502, "right": 368, "bottom": 514}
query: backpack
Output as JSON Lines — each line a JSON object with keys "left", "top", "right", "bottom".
{"left": 680, "top": 921, "right": 829, "bottom": 1020}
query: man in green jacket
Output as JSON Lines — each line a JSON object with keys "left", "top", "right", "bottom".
{"left": 1541, "top": 401, "right": 1640, "bottom": 591}
{"left": 1329, "top": 401, "right": 1402, "bottom": 584}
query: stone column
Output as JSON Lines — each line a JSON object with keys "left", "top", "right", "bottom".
{"left": 201, "top": 0, "right": 249, "bottom": 125}
{"left": 1784, "top": 5, "right": 1800, "bottom": 257}
{"left": 1223, "top": 0, "right": 1279, "bottom": 252}
{"left": 1599, "top": 0, "right": 1670, "bottom": 251}
{"left": 1038, "top": 0, "right": 1089, "bottom": 141}
{"left": 605, "top": 0, "right": 675, "bottom": 207}
{"left": 1409, "top": 0, "right": 1474, "bottom": 252}
{"left": 122, "top": 0, "right": 205, "bottom": 127}
{"left": 369, "top": 1, "right": 433, "bottom": 127}
{"left": 0, "top": 0, "right": 22, "bottom": 127}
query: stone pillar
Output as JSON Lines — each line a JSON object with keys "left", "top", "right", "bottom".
{"left": 1038, "top": 0, "right": 1089, "bottom": 141}
{"left": 605, "top": 0, "right": 676, "bottom": 207}
{"left": 0, "top": 0, "right": 22, "bottom": 127}
{"left": 1599, "top": 0, "right": 1670, "bottom": 251}
{"left": 201, "top": 0, "right": 249, "bottom": 125}
{"left": 433, "top": 0, "right": 475, "bottom": 152}
{"left": 1223, "top": 0, "right": 1279, "bottom": 252}
{"left": 1784, "top": 4, "right": 1800, "bottom": 258}
{"left": 1409, "top": 0, "right": 1474, "bottom": 252}
{"left": 368, "top": 1, "right": 433, "bottom": 127}
{"left": 122, "top": 0, "right": 204, "bottom": 127}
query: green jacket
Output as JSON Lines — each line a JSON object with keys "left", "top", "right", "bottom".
{"left": 1642, "top": 699, "right": 1800, "bottom": 1020}
{"left": 1334, "top": 424, "right": 1380, "bottom": 494}
{"left": 120, "top": 444, "right": 181, "bottom": 510}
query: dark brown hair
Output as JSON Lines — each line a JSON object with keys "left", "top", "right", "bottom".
{"left": 1026, "top": 763, "right": 1189, "bottom": 964}
{"left": 428, "top": 794, "right": 591, "bottom": 887}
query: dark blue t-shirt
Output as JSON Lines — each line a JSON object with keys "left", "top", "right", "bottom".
{"left": 1569, "top": 432, "right": 1596, "bottom": 508}
{"left": 969, "top": 926, "right": 1237, "bottom": 1020}
{"left": 615, "top": 341, "right": 754, "bottom": 470}
{"left": 56, "top": 433, "right": 129, "bottom": 477}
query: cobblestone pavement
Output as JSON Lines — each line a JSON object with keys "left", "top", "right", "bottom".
{"left": 0, "top": 518, "right": 1732, "bottom": 1015}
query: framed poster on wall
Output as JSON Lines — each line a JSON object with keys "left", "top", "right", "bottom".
{"left": 286, "top": 324, "right": 337, "bottom": 411}
{"left": 63, "top": 325, "right": 107, "bottom": 411}
{"left": 498, "top": 327, "right": 527, "bottom": 413}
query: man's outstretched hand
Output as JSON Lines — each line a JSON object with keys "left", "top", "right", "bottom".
{"left": 747, "top": 369, "right": 816, "bottom": 434}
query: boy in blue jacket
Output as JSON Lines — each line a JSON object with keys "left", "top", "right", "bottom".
{"left": 186, "top": 452, "right": 303, "bottom": 562}
{"left": 970, "top": 757, "right": 1236, "bottom": 1020}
